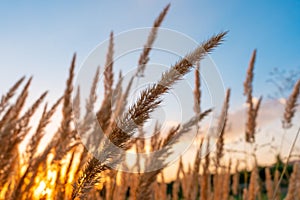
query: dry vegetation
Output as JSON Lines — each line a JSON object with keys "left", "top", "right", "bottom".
{"left": 1, "top": 4, "right": 300, "bottom": 200}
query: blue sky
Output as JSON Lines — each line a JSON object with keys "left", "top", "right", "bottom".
{"left": 0, "top": 0, "right": 300, "bottom": 109}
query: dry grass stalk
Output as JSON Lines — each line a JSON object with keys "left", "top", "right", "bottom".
{"left": 189, "top": 139, "right": 204, "bottom": 200}
{"left": 221, "top": 160, "right": 231, "bottom": 200}
{"left": 112, "top": 172, "right": 129, "bottom": 200}
{"left": 118, "top": 4, "right": 170, "bottom": 119}
{"left": 13, "top": 91, "right": 48, "bottom": 140}
{"left": 232, "top": 161, "right": 240, "bottom": 196}
{"left": 86, "top": 67, "right": 100, "bottom": 117}
{"left": 136, "top": 110, "right": 211, "bottom": 200}
{"left": 243, "top": 188, "right": 248, "bottom": 200}
{"left": 9, "top": 98, "right": 63, "bottom": 199}
{"left": 216, "top": 88, "right": 230, "bottom": 168}
{"left": 26, "top": 97, "right": 62, "bottom": 161}
{"left": 83, "top": 67, "right": 102, "bottom": 149}
{"left": 76, "top": 68, "right": 101, "bottom": 173}
{"left": 172, "top": 157, "right": 184, "bottom": 200}
{"left": 201, "top": 138, "right": 211, "bottom": 200}
{"left": 212, "top": 89, "right": 230, "bottom": 200}
{"left": 213, "top": 173, "right": 222, "bottom": 200}
{"left": 104, "top": 32, "right": 114, "bottom": 96}
{"left": 97, "top": 32, "right": 114, "bottom": 134}
{"left": 181, "top": 165, "right": 193, "bottom": 200}
{"left": 0, "top": 76, "right": 25, "bottom": 115}
{"left": 136, "top": 4, "right": 170, "bottom": 77}
{"left": 12, "top": 55, "right": 76, "bottom": 200}
{"left": 0, "top": 90, "right": 47, "bottom": 190}
{"left": 156, "top": 173, "right": 167, "bottom": 200}
{"left": 73, "top": 87, "right": 81, "bottom": 122}
{"left": 110, "top": 32, "right": 224, "bottom": 149}
{"left": 111, "top": 71, "right": 123, "bottom": 107}
{"left": 248, "top": 164, "right": 260, "bottom": 200}
{"left": 243, "top": 49, "right": 262, "bottom": 143}
{"left": 193, "top": 62, "right": 201, "bottom": 115}
{"left": 282, "top": 79, "right": 300, "bottom": 129}
{"left": 285, "top": 163, "right": 300, "bottom": 200}
{"left": 129, "top": 173, "right": 139, "bottom": 200}
{"left": 51, "top": 54, "right": 77, "bottom": 163}
{"left": 0, "top": 77, "right": 32, "bottom": 130}
{"left": 265, "top": 167, "right": 274, "bottom": 200}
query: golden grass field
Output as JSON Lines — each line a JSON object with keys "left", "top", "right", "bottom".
{"left": 1, "top": 4, "right": 300, "bottom": 200}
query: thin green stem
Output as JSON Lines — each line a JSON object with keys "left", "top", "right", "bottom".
{"left": 272, "top": 127, "right": 300, "bottom": 200}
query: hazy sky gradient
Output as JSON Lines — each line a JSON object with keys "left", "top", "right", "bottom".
{"left": 1, "top": 1, "right": 300, "bottom": 108}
